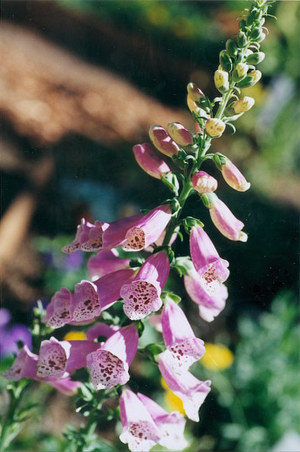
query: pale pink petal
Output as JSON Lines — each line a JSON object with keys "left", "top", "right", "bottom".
{"left": 93, "top": 268, "right": 135, "bottom": 311}
{"left": 71, "top": 280, "right": 101, "bottom": 323}
{"left": 158, "top": 355, "right": 211, "bottom": 422}
{"left": 137, "top": 393, "right": 189, "bottom": 451}
{"left": 37, "top": 337, "right": 71, "bottom": 378}
{"left": 122, "top": 204, "right": 171, "bottom": 252}
{"left": 190, "top": 224, "right": 229, "bottom": 281}
{"left": 102, "top": 215, "right": 143, "bottom": 249}
{"left": 119, "top": 389, "right": 160, "bottom": 452}
{"left": 43, "top": 287, "right": 73, "bottom": 329}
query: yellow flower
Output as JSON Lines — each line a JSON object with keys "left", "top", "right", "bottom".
{"left": 201, "top": 343, "right": 234, "bottom": 371}
{"left": 161, "top": 378, "right": 185, "bottom": 414}
{"left": 63, "top": 331, "right": 86, "bottom": 341}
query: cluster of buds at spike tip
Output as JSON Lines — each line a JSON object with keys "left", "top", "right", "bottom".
{"left": 149, "top": 125, "right": 180, "bottom": 157}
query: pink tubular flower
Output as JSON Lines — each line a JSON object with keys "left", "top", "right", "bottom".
{"left": 187, "top": 82, "right": 205, "bottom": 102}
{"left": 43, "top": 287, "right": 73, "bottom": 329}
{"left": 102, "top": 205, "right": 171, "bottom": 252}
{"left": 184, "top": 266, "right": 228, "bottom": 322}
{"left": 204, "top": 193, "right": 248, "bottom": 242}
{"left": 158, "top": 355, "right": 211, "bottom": 422}
{"left": 220, "top": 158, "right": 251, "bottom": 192}
{"left": 119, "top": 388, "right": 160, "bottom": 452}
{"left": 2, "top": 346, "right": 81, "bottom": 395}
{"left": 71, "top": 280, "right": 101, "bottom": 324}
{"left": 133, "top": 143, "right": 171, "bottom": 179}
{"left": 86, "top": 324, "right": 138, "bottom": 390}
{"left": 93, "top": 268, "right": 135, "bottom": 311}
{"left": 62, "top": 219, "right": 108, "bottom": 254}
{"left": 149, "top": 125, "right": 180, "bottom": 157}
{"left": 160, "top": 297, "right": 205, "bottom": 373}
{"left": 87, "top": 249, "right": 131, "bottom": 281}
{"left": 104, "top": 204, "right": 172, "bottom": 251}
{"left": 167, "top": 122, "right": 193, "bottom": 147}
{"left": 37, "top": 337, "right": 99, "bottom": 379}
{"left": 43, "top": 269, "right": 135, "bottom": 328}
{"left": 190, "top": 224, "right": 229, "bottom": 282}
{"left": 192, "top": 171, "right": 218, "bottom": 194}
{"left": 137, "top": 392, "right": 189, "bottom": 450}
{"left": 120, "top": 251, "right": 170, "bottom": 320}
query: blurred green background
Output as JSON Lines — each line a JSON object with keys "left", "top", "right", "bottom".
{"left": 0, "top": 1, "right": 299, "bottom": 451}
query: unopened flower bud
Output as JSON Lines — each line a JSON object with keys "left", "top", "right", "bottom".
{"left": 187, "top": 82, "right": 205, "bottom": 103}
{"left": 218, "top": 157, "right": 251, "bottom": 192}
{"left": 248, "top": 70, "right": 262, "bottom": 84}
{"left": 226, "top": 39, "right": 238, "bottom": 58}
{"left": 133, "top": 143, "right": 171, "bottom": 179}
{"left": 187, "top": 95, "right": 207, "bottom": 117}
{"left": 233, "top": 96, "right": 255, "bottom": 114}
{"left": 167, "top": 122, "right": 193, "bottom": 146}
{"left": 236, "top": 63, "right": 248, "bottom": 79}
{"left": 214, "top": 70, "right": 229, "bottom": 93}
{"left": 250, "top": 28, "right": 266, "bottom": 43}
{"left": 203, "top": 193, "right": 248, "bottom": 242}
{"left": 237, "top": 31, "right": 247, "bottom": 48}
{"left": 219, "top": 50, "right": 232, "bottom": 73}
{"left": 205, "top": 118, "right": 226, "bottom": 138}
{"left": 149, "top": 125, "right": 180, "bottom": 157}
{"left": 246, "top": 51, "right": 265, "bottom": 65}
{"left": 192, "top": 171, "right": 218, "bottom": 194}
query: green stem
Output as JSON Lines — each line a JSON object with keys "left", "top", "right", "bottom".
{"left": 215, "top": 88, "right": 234, "bottom": 119}
{"left": 0, "top": 380, "right": 30, "bottom": 451}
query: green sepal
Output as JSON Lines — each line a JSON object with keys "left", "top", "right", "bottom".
{"left": 213, "top": 153, "right": 227, "bottom": 169}
{"left": 173, "top": 256, "right": 195, "bottom": 277}
{"left": 162, "top": 291, "right": 182, "bottom": 303}
{"left": 129, "top": 258, "right": 145, "bottom": 268}
{"left": 219, "top": 50, "right": 233, "bottom": 72}
{"left": 140, "top": 343, "right": 165, "bottom": 363}
{"left": 225, "top": 122, "right": 237, "bottom": 134}
{"left": 183, "top": 216, "right": 204, "bottom": 234}
{"left": 201, "top": 193, "right": 211, "bottom": 208}
{"left": 161, "top": 172, "right": 180, "bottom": 195}
{"left": 236, "top": 75, "right": 256, "bottom": 88}
{"left": 172, "top": 150, "right": 188, "bottom": 170}
{"left": 136, "top": 320, "right": 145, "bottom": 337}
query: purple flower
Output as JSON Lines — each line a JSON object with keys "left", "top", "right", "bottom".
{"left": 204, "top": 193, "right": 248, "bottom": 242}
{"left": 62, "top": 219, "right": 109, "bottom": 254}
{"left": 133, "top": 143, "right": 171, "bottom": 179}
{"left": 184, "top": 266, "right": 228, "bottom": 322}
{"left": 36, "top": 337, "right": 99, "bottom": 379}
{"left": 119, "top": 388, "right": 160, "bottom": 452}
{"left": 86, "top": 325, "right": 138, "bottom": 390}
{"left": 2, "top": 346, "right": 81, "bottom": 395}
{"left": 158, "top": 355, "right": 211, "bottom": 422}
{"left": 120, "top": 251, "right": 170, "bottom": 320}
{"left": 160, "top": 297, "right": 205, "bottom": 373}
{"left": 149, "top": 125, "right": 180, "bottom": 157}
{"left": 137, "top": 392, "right": 189, "bottom": 450}
{"left": 43, "top": 269, "right": 135, "bottom": 328}
{"left": 103, "top": 204, "right": 172, "bottom": 252}
{"left": 190, "top": 224, "right": 229, "bottom": 282}
{"left": 87, "top": 249, "right": 131, "bottom": 281}
{"left": 0, "top": 308, "right": 32, "bottom": 357}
